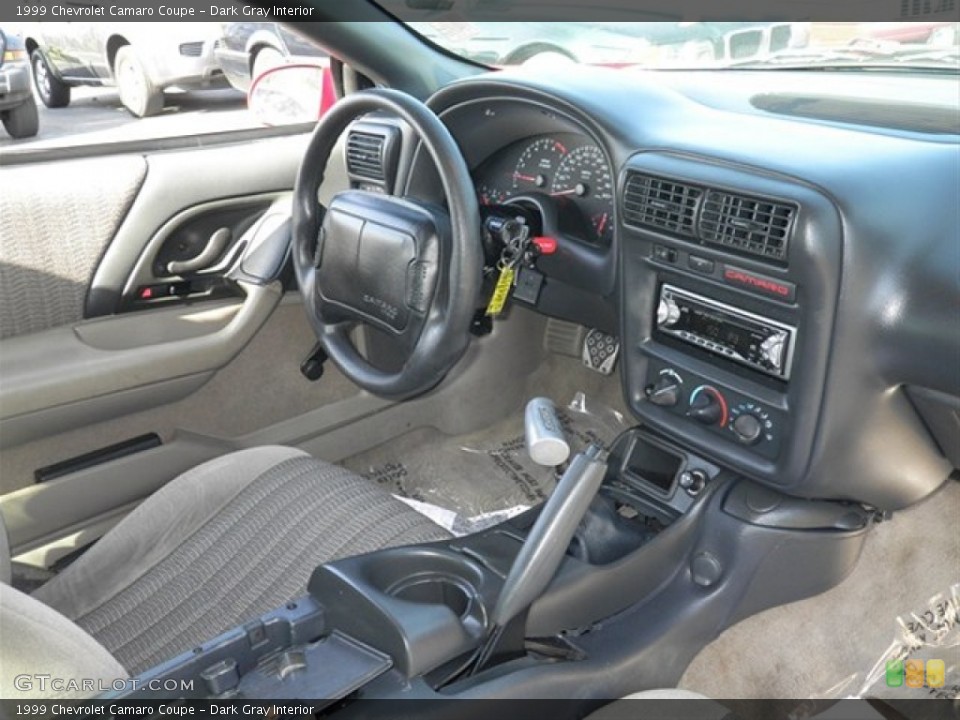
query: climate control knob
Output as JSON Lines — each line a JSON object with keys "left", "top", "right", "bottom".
{"left": 645, "top": 376, "right": 681, "bottom": 407}
{"left": 732, "top": 413, "right": 764, "bottom": 445}
{"left": 729, "top": 402, "right": 774, "bottom": 446}
{"left": 687, "top": 386, "right": 727, "bottom": 426}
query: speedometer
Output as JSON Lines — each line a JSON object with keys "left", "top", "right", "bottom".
{"left": 551, "top": 145, "right": 615, "bottom": 244}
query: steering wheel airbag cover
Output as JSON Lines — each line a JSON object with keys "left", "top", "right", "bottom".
{"left": 318, "top": 191, "right": 442, "bottom": 335}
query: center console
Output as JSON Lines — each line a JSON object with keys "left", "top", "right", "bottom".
{"left": 618, "top": 150, "right": 843, "bottom": 495}
{"left": 111, "top": 427, "right": 871, "bottom": 709}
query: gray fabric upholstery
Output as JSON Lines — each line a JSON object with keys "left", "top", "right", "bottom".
{"left": 0, "top": 584, "right": 128, "bottom": 700}
{"left": 588, "top": 690, "right": 731, "bottom": 720}
{"left": 620, "top": 690, "right": 717, "bottom": 700}
{"left": 0, "top": 510, "right": 9, "bottom": 586}
{"left": 35, "top": 447, "right": 451, "bottom": 675}
{"left": 33, "top": 446, "right": 311, "bottom": 621}
{"left": 0, "top": 156, "right": 146, "bottom": 339}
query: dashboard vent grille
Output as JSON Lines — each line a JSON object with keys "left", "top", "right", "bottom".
{"left": 699, "top": 190, "right": 795, "bottom": 261}
{"left": 346, "top": 131, "right": 386, "bottom": 181}
{"left": 623, "top": 173, "right": 703, "bottom": 237}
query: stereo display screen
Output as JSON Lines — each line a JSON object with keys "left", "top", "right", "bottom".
{"left": 683, "top": 304, "right": 767, "bottom": 358}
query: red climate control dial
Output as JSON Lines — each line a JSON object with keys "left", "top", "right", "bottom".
{"left": 687, "top": 385, "right": 729, "bottom": 427}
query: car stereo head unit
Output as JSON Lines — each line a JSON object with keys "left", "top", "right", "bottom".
{"left": 656, "top": 284, "right": 796, "bottom": 380}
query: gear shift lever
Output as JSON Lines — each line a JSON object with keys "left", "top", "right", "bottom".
{"left": 471, "top": 438, "right": 608, "bottom": 673}
{"left": 525, "top": 397, "right": 571, "bottom": 468}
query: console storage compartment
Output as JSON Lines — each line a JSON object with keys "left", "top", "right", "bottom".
{"left": 309, "top": 546, "right": 501, "bottom": 676}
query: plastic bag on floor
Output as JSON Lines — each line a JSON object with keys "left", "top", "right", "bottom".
{"left": 813, "top": 583, "right": 960, "bottom": 702}
{"left": 362, "top": 392, "right": 629, "bottom": 536}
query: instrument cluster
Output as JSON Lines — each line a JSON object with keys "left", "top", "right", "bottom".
{"left": 473, "top": 132, "right": 615, "bottom": 246}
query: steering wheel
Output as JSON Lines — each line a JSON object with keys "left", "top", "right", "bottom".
{"left": 292, "top": 89, "right": 483, "bottom": 401}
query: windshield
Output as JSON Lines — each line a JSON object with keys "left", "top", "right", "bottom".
{"left": 384, "top": 18, "right": 960, "bottom": 71}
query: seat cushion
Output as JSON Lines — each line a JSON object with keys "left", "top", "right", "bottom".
{"left": 34, "top": 447, "right": 451, "bottom": 675}
{"left": 587, "top": 690, "right": 733, "bottom": 720}
{"left": 0, "top": 583, "right": 128, "bottom": 699}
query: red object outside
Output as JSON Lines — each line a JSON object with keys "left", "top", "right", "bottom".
{"left": 318, "top": 66, "right": 336, "bottom": 120}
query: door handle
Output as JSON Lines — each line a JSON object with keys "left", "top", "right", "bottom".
{"left": 166, "top": 227, "right": 231, "bottom": 276}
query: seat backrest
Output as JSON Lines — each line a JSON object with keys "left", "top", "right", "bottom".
{"left": 0, "top": 513, "right": 128, "bottom": 699}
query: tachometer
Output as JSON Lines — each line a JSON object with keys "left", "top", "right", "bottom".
{"left": 512, "top": 137, "right": 570, "bottom": 193}
{"left": 551, "top": 145, "right": 615, "bottom": 244}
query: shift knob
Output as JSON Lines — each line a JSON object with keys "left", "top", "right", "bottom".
{"left": 525, "top": 397, "right": 571, "bottom": 467}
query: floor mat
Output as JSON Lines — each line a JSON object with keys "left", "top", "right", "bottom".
{"left": 679, "top": 478, "right": 960, "bottom": 700}
{"left": 344, "top": 392, "right": 627, "bottom": 532}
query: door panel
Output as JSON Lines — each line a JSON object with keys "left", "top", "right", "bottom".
{"left": 0, "top": 132, "right": 357, "bottom": 561}
{"left": 0, "top": 155, "right": 147, "bottom": 339}
{"left": 0, "top": 136, "right": 315, "bottom": 439}
{"left": 0, "top": 281, "right": 282, "bottom": 446}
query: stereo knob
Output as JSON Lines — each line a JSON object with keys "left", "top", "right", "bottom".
{"left": 760, "top": 332, "right": 787, "bottom": 371}
{"left": 688, "top": 389, "right": 723, "bottom": 426}
{"left": 657, "top": 295, "right": 681, "bottom": 328}
{"left": 732, "top": 413, "right": 764, "bottom": 445}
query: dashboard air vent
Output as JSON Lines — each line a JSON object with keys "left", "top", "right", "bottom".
{"left": 346, "top": 131, "right": 386, "bottom": 182}
{"left": 698, "top": 190, "right": 795, "bottom": 262}
{"left": 623, "top": 173, "right": 703, "bottom": 237}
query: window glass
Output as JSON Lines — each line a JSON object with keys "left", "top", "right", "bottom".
{"left": 394, "top": 19, "right": 960, "bottom": 72}
{"left": 0, "top": 21, "right": 331, "bottom": 152}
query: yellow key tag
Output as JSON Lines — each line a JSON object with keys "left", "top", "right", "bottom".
{"left": 486, "top": 266, "right": 516, "bottom": 316}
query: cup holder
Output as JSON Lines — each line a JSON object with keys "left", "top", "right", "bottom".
{"left": 388, "top": 574, "right": 473, "bottom": 619}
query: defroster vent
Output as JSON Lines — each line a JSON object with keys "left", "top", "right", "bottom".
{"left": 698, "top": 190, "right": 795, "bottom": 262}
{"left": 623, "top": 173, "right": 702, "bottom": 238}
{"left": 346, "top": 131, "right": 386, "bottom": 181}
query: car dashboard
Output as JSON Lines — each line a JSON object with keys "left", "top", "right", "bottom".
{"left": 342, "top": 65, "right": 959, "bottom": 511}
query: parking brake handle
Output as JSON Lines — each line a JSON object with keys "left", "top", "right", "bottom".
{"left": 472, "top": 443, "right": 608, "bottom": 673}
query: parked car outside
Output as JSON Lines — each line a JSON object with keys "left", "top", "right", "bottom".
{"left": 414, "top": 21, "right": 807, "bottom": 67}
{"left": 0, "top": 27, "right": 38, "bottom": 138}
{"left": 22, "top": 22, "right": 228, "bottom": 117}
{"left": 215, "top": 22, "right": 328, "bottom": 93}
{"left": 858, "top": 21, "right": 958, "bottom": 45}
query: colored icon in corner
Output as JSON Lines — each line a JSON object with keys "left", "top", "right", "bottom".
{"left": 886, "top": 659, "right": 904, "bottom": 687}
{"left": 926, "top": 659, "right": 946, "bottom": 688}
{"left": 905, "top": 659, "right": 925, "bottom": 688}
{"left": 886, "top": 658, "right": 948, "bottom": 688}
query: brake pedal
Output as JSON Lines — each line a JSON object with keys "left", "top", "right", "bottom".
{"left": 582, "top": 329, "right": 620, "bottom": 375}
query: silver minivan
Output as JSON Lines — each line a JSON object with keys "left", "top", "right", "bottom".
{"left": 22, "top": 22, "right": 227, "bottom": 117}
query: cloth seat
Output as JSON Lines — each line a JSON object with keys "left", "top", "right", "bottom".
{"left": 587, "top": 690, "right": 733, "bottom": 720}
{"left": 1, "top": 446, "right": 451, "bottom": 697}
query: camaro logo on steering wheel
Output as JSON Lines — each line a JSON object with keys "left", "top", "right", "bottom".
{"left": 362, "top": 294, "right": 400, "bottom": 321}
